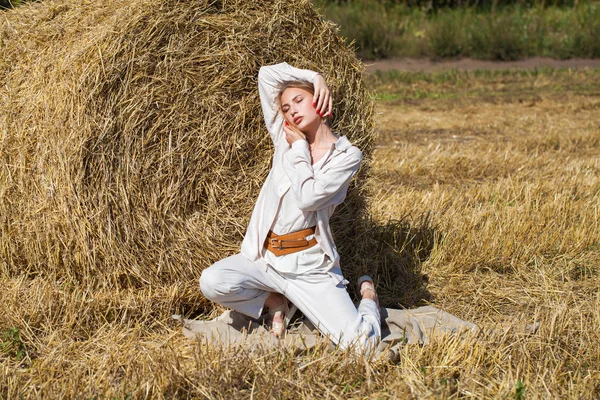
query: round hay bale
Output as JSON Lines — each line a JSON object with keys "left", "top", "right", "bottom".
{"left": 0, "top": 0, "right": 376, "bottom": 290}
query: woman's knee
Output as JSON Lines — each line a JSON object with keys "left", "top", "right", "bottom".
{"left": 199, "top": 265, "right": 230, "bottom": 301}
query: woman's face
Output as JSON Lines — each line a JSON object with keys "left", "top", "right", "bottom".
{"left": 280, "top": 87, "right": 320, "bottom": 131}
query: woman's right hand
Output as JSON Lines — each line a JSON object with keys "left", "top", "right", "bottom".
{"left": 312, "top": 74, "right": 333, "bottom": 117}
{"left": 283, "top": 121, "right": 306, "bottom": 145}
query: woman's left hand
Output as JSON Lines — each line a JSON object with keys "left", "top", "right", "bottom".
{"left": 313, "top": 74, "right": 332, "bottom": 117}
{"left": 283, "top": 121, "right": 306, "bottom": 145}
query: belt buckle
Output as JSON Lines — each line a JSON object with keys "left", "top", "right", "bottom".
{"left": 270, "top": 238, "right": 283, "bottom": 250}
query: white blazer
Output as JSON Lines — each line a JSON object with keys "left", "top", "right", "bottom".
{"left": 240, "top": 63, "right": 363, "bottom": 284}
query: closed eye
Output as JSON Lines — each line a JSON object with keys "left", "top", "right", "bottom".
{"left": 281, "top": 94, "right": 303, "bottom": 113}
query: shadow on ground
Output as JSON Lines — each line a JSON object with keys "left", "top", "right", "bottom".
{"left": 339, "top": 216, "right": 435, "bottom": 309}
{"left": 332, "top": 178, "right": 436, "bottom": 309}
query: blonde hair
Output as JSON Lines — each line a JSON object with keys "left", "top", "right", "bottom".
{"left": 276, "top": 80, "right": 315, "bottom": 113}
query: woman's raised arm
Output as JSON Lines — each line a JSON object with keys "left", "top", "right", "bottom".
{"left": 258, "top": 62, "right": 321, "bottom": 145}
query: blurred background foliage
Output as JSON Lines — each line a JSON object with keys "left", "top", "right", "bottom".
{"left": 0, "top": 0, "right": 28, "bottom": 9}
{"left": 315, "top": 0, "right": 600, "bottom": 60}
{"left": 321, "top": 0, "right": 584, "bottom": 12}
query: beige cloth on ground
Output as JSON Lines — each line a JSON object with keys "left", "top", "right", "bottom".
{"left": 176, "top": 306, "right": 477, "bottom": 361}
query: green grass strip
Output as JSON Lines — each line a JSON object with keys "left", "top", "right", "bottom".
{"left": 366, "top": 67, "right": 600, "bottom": 102}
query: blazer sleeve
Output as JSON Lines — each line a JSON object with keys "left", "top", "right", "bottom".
{"left": 258, "top": 62, "right": 319, "bottom": 146}
{"left": 282, "top": 140, "right": 362, "bottom": 212}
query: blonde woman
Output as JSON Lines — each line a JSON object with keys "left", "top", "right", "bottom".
{"left": 200, "top": 62, "right": 380, "bottom": 352}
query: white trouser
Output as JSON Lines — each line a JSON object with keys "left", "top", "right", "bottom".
{"left": 200, "top": 254, "right": 381, "bottom": 353}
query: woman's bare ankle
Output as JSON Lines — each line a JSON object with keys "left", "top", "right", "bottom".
{"left": 360, "top": 281, "right": 377, "bottom": 302}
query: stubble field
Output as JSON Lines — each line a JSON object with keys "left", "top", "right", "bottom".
{"left": 1, "top": 67, "right": 599, "bottom": 398}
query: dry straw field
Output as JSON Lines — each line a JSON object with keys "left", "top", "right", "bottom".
{"left": 1, "top": 0, "right": 599, "bottom": 398}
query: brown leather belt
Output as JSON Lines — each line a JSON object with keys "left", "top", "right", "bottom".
{"left": 264, "top": 227, "right": 317, "bottom": 256}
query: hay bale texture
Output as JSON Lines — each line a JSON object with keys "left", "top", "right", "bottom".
{"left": 0, "top": 0, "right": 375, "bottom": 289}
